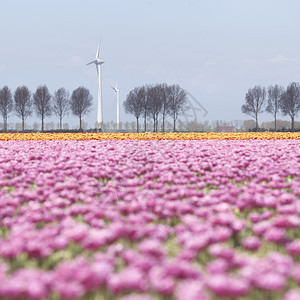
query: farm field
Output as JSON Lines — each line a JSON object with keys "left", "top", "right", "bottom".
{"left": 0, "top": 134, "right": 300, "bottom": 299}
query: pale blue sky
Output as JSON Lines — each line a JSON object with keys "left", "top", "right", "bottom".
{"left": 1, "top": 0, "right": 300, "bottom": 128}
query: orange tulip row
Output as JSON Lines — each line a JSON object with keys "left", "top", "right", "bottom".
{"left": 0, "top": 132, "right": 299, "bottom": 141}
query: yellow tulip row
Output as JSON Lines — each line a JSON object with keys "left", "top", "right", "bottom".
{"left": 0, "top": 132, "right": 299, "bottom": 141}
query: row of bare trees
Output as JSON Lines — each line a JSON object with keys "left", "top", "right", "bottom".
{"left": 123, "top": 83, "right": 188, "bottom": 132}
{"left": 241, "top": 82, "right": 300, "bottom": 131}
{"left": 0, "top": 85, "right": 93, "bottom": 131}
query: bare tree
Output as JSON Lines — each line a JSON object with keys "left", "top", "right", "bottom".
{"left": 123, "top": 86, "right": 144, "bottom": 132}
{"left": 241, "top": 85, "right": 266, "bottom": 131}
{"left": 233, "top": 120, "right": 244, "bottom": 131}
{"left": 167, "top": 84, "right": 187, "bottom": 132}
{"left": 53, "top": 87, "right": 70, "bottom": 130}
{"left": 160, "top": 83, "right": 169, "bottom": 132}
{"left": 0, "top": 86, "right": 13, "bottom": 131}
{"left": 147, "top": 84, "right": 163, "bottom": 132}
{"left": 70, "top": 86, "right": 93, "bottom": 131}
{"left": 266, "top": 85, "right": 284, "bottom": 131}
{"left": 33, "top": 85, "right": 52, "bottom": 131}
{"left": 281, "top": 82, "right": 300, "bottom": 132}
{"left": 141, "top": 86, "right": 148, "bottom": 132}
{"left": 243, "top": 119, "right": 256, "bottom": 131}
{"left": 14, "top": 86, "right": 32, "bottom": 131}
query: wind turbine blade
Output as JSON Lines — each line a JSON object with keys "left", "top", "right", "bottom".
{"left": 87, "top": 60, "right": 96, "bottom": 65}
{"left": 99, "top": 34, "right": 102, "bottom": 53}
{"left": 96, "top": 43, "right": 100, "bottom": 59}
{"left": 96, "top": 34, "right": 102, "bottom": 58}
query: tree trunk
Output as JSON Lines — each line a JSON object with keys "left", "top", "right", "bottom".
{"left": 255, "top": 114, "right": 258, "bottom": 131}
{"left": 22, "top": 116, "right": 25, "bottom": 131}
{"left": 60, "top": 117, "right": 62, "bottom": 130}
{"left": 79, "top": 115, "right": 82, "bottom": 131}
{"left": 144, "top": 111, "right": 147, "bottom": 132}
{"left": 42, "top": 117, "right": 44, "bottom": 132}
{"left": 274, "top": 112, "right": 277, "bottom": 132}
{"left": 136, "top": 117, "right": 139, "bottom": 133}
{"left": 291, "top": 116, "right": 294, "bottom": 132}
{"left": 162, "top": 114, "right": 165, "bottom": 132}
{"left": 3, "top": 115, "right": 7, "bottom": 132}
{"left": 173, "top": 118, "right": 176, "bottom": 132}
{"left": 156, "top": 114, "right": 159, "bottom": 132}
{"left": 153, "top": 116, "right": 156, "bottom": 132}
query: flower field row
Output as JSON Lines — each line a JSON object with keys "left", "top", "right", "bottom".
{"left": 0, "top": 139, "right": 300, "bottom": 299}
{"left": 0, "top": 132, "right": 299, "bottom": 141}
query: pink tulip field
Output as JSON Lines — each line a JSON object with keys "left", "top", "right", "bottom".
{"left": 0, "top": 139, "right": 300, "bottom": 299}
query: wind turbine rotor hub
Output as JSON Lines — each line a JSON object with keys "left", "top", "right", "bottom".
{"left": 96, "top": 58, "right": 104, "bottom": 64}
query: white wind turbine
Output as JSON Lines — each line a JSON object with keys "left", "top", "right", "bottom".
{"left": 111, "top": 83, "right": 120, "bottom": 131}
{"left": 87, "top": 43, "right": 104, "bottom": 131}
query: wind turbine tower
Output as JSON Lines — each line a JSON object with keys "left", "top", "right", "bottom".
{"left": 87, "top": 44, "right": 104, "bottom": 131}
{"left": 111, "top": 84, "right": 120, "bottom": 130}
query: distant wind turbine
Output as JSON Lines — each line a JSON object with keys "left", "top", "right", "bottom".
{"left": 87, "top": 42, "right": 104, "bottom": 131}
{"left": 111, "top": 83, "right": 120, "bottom": 131}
